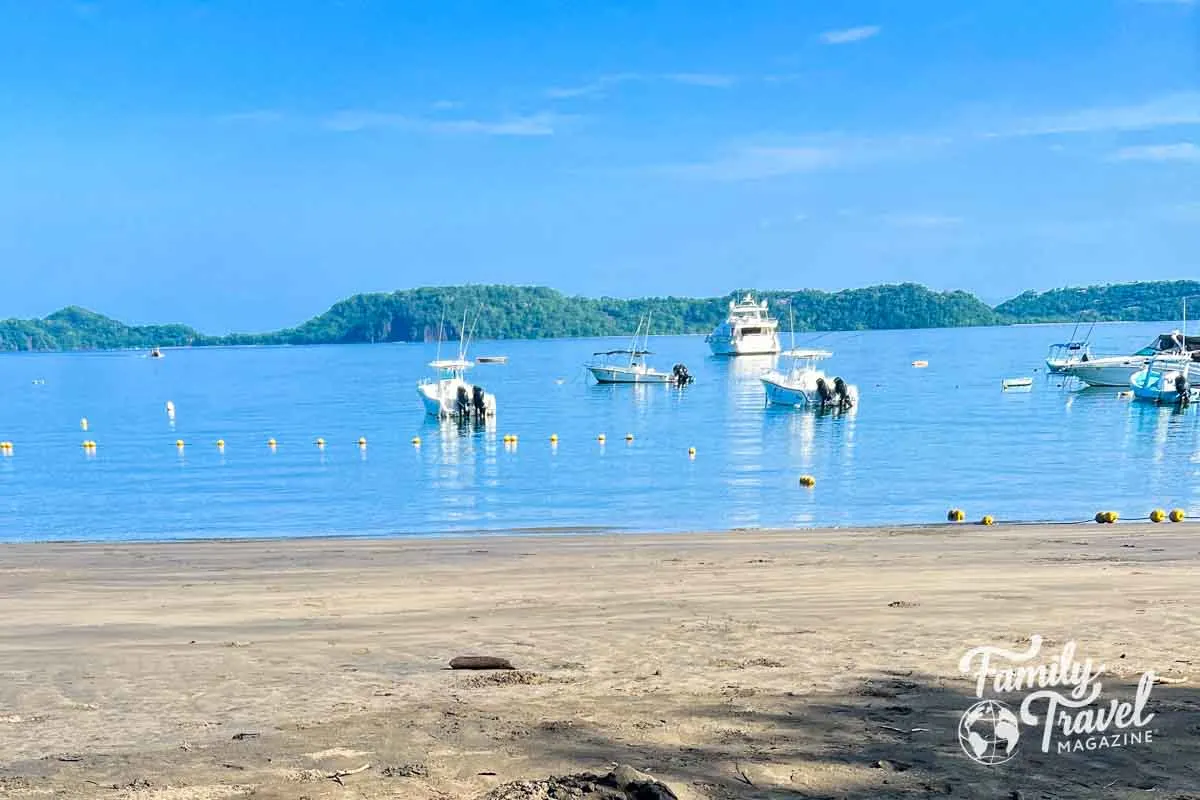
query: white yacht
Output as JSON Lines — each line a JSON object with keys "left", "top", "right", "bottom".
{"left": 1060, "top": 332, "right": 1198, "bottom": 388}
{"left": 706, "top": 293, "right": 781, "bottom": 356}
{"left": 1045, "top": 341, "right": 1091, "bottom": 374}
{"left": 760, "top": 349, "right": 858, "bottom": 410}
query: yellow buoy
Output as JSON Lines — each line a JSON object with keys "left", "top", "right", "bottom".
{"left": 550, "top": 433, "right": 559, "bottom": 443}
{"left": 358, "top": 437, "right": 367, "bottom": 447}
{"left": 799, "top": 475, "right": 816, "bottom": 488}
{"left": 1150, "top": 509, "right": 1166, "bottom": 523}
{"left": 1169, "top": 508, "right": 1186, "bottom": 523}
{"left": 980, "top": 515, "right": 994, "bottom": 526}
{"left": 411, "top": 436, "right": 421, "bottom": 446}
{"left": 1094, "top": 511, "right": 1118, "bottom": 524}
{"left": 216, "top": 439, "right": 225, "bottom": 449}
{"left": 82, "top": 440, "right": 96, "bottom": 449}
{"left": 80, "top": 418, "right": 89, "bottom": 431}
{"left": 947, "top": 508, "right": 965, "bottom": 522}
{"left": 316, "top": 438, "right": 326, "bottom": 448}
{"left": 267, "top": 438, "right": 277, "bottom": 448}
{"left": 176, "top": 439, "right": 185, "bottom": 448}
{"left": 624, "top": 433, "right": 634, "bottom": 442}
{"left": 688, "top": 446, "right": 696, "bottom": 457}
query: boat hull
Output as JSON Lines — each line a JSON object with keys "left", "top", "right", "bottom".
{"left": 1130, "top": 368, "right": 1196, "bottom": 405}
{"left": 417, "top": 380, "right": 496, "bottom": 419}
{"left": 1061, "top": 359, "right": 1155, "bottom": 387}
{"left": 761, "top": 374, "right": 858, "bottom": 409}
{"left": 588, "top": 366, "right": 675, "bottom": 384}
{"left": 708, "top": 332, "right": 781, "bottom": 356}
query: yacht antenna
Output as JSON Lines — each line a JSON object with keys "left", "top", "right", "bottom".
{"left": 434, "top": 305, "right": 447, "bottom": 363}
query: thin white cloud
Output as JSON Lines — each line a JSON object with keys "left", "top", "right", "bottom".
{"left": 324, "top": 111, "right": 567, "bottom": 136}
{"left": 882, "top": 213, "right": 964, "bottom": 228}
{"left": 215, "top": 110, "right": 285, "bottom": 124}
{"left": 1109, "top": 142, "right": 1200, "bottom": 162}
{"left": 430, "top": 100, "right": 463, "bottom": 110}
{"left": 545, "top": 72, "right": 735, "bottom": 99}
{"left": 1135, "top": 0, "right": 1195, "bottom": 5}
{"left": 664, "top": 146, "right": 841, "bottom": 181}
{"left": 992, "top": 92, "right": 1200, "bottom": 137}
{"left": 819, "top": 25, "right": 881, "bottom": 45}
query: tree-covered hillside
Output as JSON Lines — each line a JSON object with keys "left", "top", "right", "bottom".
{"left": 995, "top": 280, "right": 1200, "bottom": 323}
{"left": 1, "top": 280, "right": 1193, "bottom": 352}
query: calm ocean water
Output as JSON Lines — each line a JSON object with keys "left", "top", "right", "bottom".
{"left": 1, "top": 321, "right": 1197, "bottom": 542}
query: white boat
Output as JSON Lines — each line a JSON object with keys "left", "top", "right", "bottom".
{"left": 476, "top": 355, "right": 507, "bottom": 364}
{"left": 706, "top": 293, "right": 781, "bottom": 356}
{"left": 1060, "top": 332, "right": 1199, "bottom": 387}
{"left": 1131, "top": 355, "right": 1197, "bottom": 406}
{"left": 1002, "top": 377, "right": 1033, "bottom": 390}
{"left": 1045, "top": 341, "right": 1091, "bottom": 373}
{"left": 418, "top": 359, "right": 497, "bottom": 419}
{"left": 587, "top": 315, "right": 693, "bottom": 385}
{"left": 417, "top": 307, "right": 496, "bottom": 419}
{"left": 760, "top": 349, "right": 858, "bottom": 410}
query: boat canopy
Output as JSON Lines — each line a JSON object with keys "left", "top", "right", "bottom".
{"left": 428, "top": 359, "right": 472, "bottom": 370}
{"left": 780, "top": 348, "right": 833, "bottom": 359}
{"left": 1049, "top": 341, "right": 1089, "bottom": 349}
{"left": 1151, "top": 333, "right": 1200, "bottom": 352}
{"left": 593, "top": 349, "right": 651, "bottom": 356}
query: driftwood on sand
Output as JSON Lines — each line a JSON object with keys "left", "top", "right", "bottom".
{"left": 450, "top": 655, "right": 516, "bottom": 670}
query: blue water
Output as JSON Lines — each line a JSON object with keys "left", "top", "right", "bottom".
{"left": 1, "top": 322, "right": 1198, "bottom": 542}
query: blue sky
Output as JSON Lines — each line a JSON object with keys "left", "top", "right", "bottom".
{"left": 1, "top": 0, "right": 1198, "bottom": 332}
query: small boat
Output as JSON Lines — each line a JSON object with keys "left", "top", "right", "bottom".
{"left": 1130, "top": 355, "right": 1196, "bottom": 406}
{"left": 760, "top": 349, "right": 858, "bottom": 410}
{"left": 1045, "top": 341, "right": 1091, "bottom": 373}
{"left": 587, "top": 315, "right": 693, "bottom": 386}
{"left": 476, "top": 355, "right": 508, "bottom": 364}
{"left": 912, "top": 360, "right": 929, "bottom": 368}
{"left": 1060, "top": 332, "right": 1199, "bottom": 387}
{"left": 149, "top": 347, "right": 164, "bottom": 359}
{"left": 588, "top": 350, "right": 692, "bottom": 385}
{"left": 1002, "top": 377, "right": 1033, "bottom": 390}
{"left": 417, "top": 359, "right": 497, "bottom": 418}
{"left": 706, "top": 293, "right": 782, "bottom": 356}
{"left": 417, "top": 306, "right": 496, "bottom": 419}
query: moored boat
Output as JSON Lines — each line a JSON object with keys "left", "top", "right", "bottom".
{"left": 1130, "top": 355, "right": 1196, "bottom": 406}
{"left": 1060, "top": 332, "right": 1199, "bottom": 387}
{"left": 706, "top": 293, "right": 781, "bottom": 356}
{"left": 760, "top": 349, "right": 857, "bottom": 410}
{"left": 586, "top": 315, "right": 693, "bottom": 386}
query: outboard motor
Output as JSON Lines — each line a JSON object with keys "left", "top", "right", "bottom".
{"left": 816, "top": 377, "right": 833, "bottom": 406}
{"left": 833, "top": 377, "right": 852, "bottom": 409}
{"left": 472, "top": 385, "right": 487, "bottom": 415}
{"left": 456, "top": 385, "right": 471, "bottom": 416}
{"left": 671, "top": 363, "right": 693, "bottom": 386}
{"left": 1175, "top": 374, "right": 1191, "bottom": 407}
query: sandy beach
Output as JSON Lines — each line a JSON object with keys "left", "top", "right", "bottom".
{"left": 1, "top": 524, "right": 1197, "bottom": 799}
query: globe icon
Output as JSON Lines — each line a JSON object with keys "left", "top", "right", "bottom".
{"left": 958, "top": 699, "right": 1021, "bottom": 765}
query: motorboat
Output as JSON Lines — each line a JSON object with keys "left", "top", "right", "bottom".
{"left": 1130, "top": 355, "right": 1196, "bottom": 406}
{"left": 706, "top": 293, "right": 781, "bottom": 356}
{"left": 760, "top": 348, "right": 857, "bottom": 410}
{"left": 587, "top": 350, "right": 692, "bottom": 385}
{"left": 587, "top": 315, "right": 693, "bottom": 386}
{"left": 476, "top": 355, "right": 508, "bottom": 364}
{"left": 1060, "top": 332, "right": 1200, "bottom": 388}
{"left": 418, "top": 359, "right": 496, "bottom": 419}
{"left": 1045, "top": 341, "right": 1091, "bottom": 373}
{"left": 417, "top": 307, "right": 497, "bottom": 419}
{"left": 149, "top": 347, "right": 164, "bottom": 359}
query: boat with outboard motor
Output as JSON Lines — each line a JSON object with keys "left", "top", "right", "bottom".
{"left": 760, "top": 348, "right": 857, "bottom": 410}
{"left": 586, "top": 315, "right": 693, "bottom": 386}
{"left": 417, "top": 307, "right": 497, "bottom": 419}
{"left": 1130, "top": 354, "right": 1196, "bottom": 407}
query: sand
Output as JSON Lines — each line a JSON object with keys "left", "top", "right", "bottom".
{"left": 1, "top": 524, "right": 1198, "bottom": 799}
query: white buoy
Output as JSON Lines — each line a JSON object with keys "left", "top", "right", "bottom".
{"left": 165, "top": 401, "right": 176, "bottom": 419}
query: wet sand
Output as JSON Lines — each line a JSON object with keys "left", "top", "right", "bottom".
{"left": 1, "top": 524, "right": 1198, "bottom": 799}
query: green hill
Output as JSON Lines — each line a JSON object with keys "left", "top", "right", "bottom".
{"left": 995, "top": 280, "right": 1200, "bottom": 323}
{"left": 1, "top": 279, "right": 1195, "bottom": 352}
